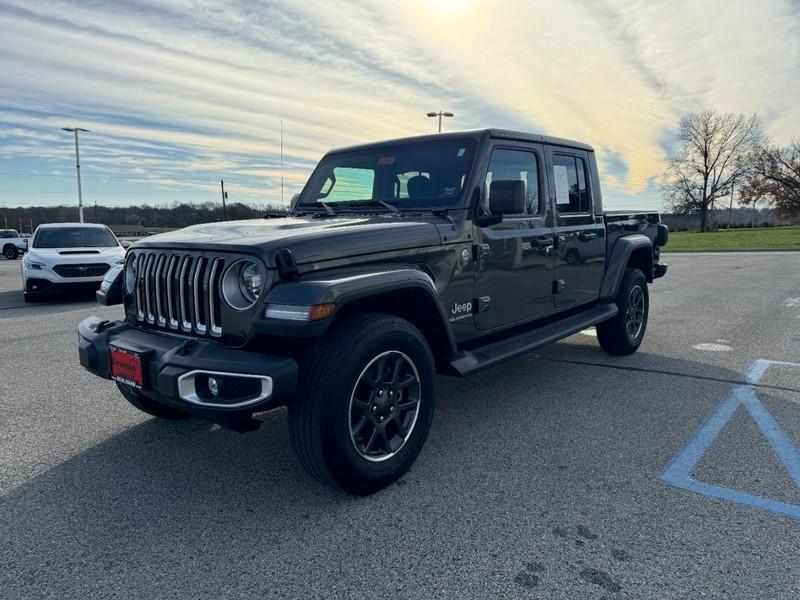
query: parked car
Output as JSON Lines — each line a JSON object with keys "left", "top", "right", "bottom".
{"left": 77, "top": 129, "right": 668, "bottom": 494}
{"left": 22, "top": 223, "right": 127, "bottom": 301}
{"left": 1, "top": 229, "right": 28, "bottom": 259}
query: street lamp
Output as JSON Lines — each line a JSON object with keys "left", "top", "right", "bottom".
{"left": 426, "top": 111, "right": 454, "bottom": 133}
{"left": 62, "top": 127, "right": 90, "bottom": 223}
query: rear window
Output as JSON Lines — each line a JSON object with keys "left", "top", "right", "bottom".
{"left": 33, "top": 227, "right": 118, "bottom": 249}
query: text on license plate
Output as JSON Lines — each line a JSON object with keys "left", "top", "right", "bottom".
{"left": 109, "top": 346, "right": 144, "bottom": 389}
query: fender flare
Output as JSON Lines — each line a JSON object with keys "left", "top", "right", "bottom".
{"left": 599, "top": 234, "right": 653, "bottom": 300}
{"left": 258, "top": 266, "right": 458, "bottom": 357}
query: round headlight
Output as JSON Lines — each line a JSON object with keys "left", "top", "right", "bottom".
{"left": 124, "top": 253, "right": 137, "bottom": 294}
{"left": 222, "top": 259, "right": 267, "bottom": 310}
{"left": 239, "top": 261, "right": 264, "bottom": 303}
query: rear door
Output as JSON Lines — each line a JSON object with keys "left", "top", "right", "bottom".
{"left": 473, "top": 142, "right": 556, "bottom": 331}
{"left": 547, "top": 148, "right": 606, "bottom": 309}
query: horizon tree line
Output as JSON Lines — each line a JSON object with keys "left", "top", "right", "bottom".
{"left": 662, "top": 108, "right": 800, "bottom": 232}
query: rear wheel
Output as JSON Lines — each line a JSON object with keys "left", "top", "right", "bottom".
{"left": 3, "top": 244, "right": 18, "bottom": 260}
{"left": 596, "top": 267, "right": 649, "bottom": 355}
{"left": 116, "top": 382, "right": 189, "bottom": 419}
{"left": 289, "top": 313, "right": 436, "bottom": 495}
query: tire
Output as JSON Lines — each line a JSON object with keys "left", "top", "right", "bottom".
{"left": 3, "top": 245, "right": 18, "bottom": 260}
{"left": 116, "top": 382, "right": 189, "bottom": 419}
{"left": 289, "top": 313, "right": 436, "bottom": 495}
{"left": 596, "top": 267, "right": 649, "bottom": 356}
{"left": 23, "top": 292, "right": 42, "bottom": 303}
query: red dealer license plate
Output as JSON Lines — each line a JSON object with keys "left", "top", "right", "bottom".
{"left": 109, "top": 345, "right": 144, "bottom": 389}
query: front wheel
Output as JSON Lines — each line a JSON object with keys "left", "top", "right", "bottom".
{"left": 596, "top": 268, "right": 649, "bottom": 355}
{"left": 289, "top": 313, "right": 436, "bottom": 495}
{"left": 4, "top": 245, "right": 18, "bottom": 260}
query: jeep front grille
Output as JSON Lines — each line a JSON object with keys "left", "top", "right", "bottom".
{"left": 131, "top": 252, "right": 224, "bottom": 337}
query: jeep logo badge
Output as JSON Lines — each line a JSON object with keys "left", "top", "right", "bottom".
{"left": 449, "top": 301, "right": 472, "bottom": 322}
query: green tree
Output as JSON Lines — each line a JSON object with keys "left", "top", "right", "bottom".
{"left": 663, "top": 109, "right": 763, "bottom": 232}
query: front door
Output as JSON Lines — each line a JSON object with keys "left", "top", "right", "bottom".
{"left": 474, "top": 143, "right": 556, "bottom": 331}
{"left": 548, "top": 149, "right": 606, "bottom": 309}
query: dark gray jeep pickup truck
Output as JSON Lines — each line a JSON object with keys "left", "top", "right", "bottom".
{"left": 78, "top": 129, "right": 668, "bottom": 494}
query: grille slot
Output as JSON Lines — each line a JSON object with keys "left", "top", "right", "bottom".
{"left": 53, "top": 263, "right": 110, "bottom": 278}
{"left": 130, "top": 251, "right": 226, "bottom": 338}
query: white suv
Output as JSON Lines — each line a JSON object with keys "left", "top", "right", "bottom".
{"left": 1, "top": 229, "right": 28, "bottom": 259}
{"left": 22, "top": 223, "right": 127, "bottom": 302}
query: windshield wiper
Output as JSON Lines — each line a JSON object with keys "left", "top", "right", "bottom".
{"left": 347, "top": 200, "right": 401, "bottom": 215}
{"left": 318, "top": 201, "right": 336, "bottom": 215}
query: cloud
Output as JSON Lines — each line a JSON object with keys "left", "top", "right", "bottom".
{"left": 0, "top": 0, "right": 798, "bottom": 210}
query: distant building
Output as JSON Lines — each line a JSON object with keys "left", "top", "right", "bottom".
{"left": 109, "top": 224, "right": 173, "bottom": 238}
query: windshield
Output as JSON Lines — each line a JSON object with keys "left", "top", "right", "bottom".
{"left": 297, "top": 138, "right": 477, "bottom": 210}
{"left": 33, "top": 227, "right": 119, "bottom": 249}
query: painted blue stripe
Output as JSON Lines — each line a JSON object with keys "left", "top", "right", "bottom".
{"left": 743, "top": 389, "right": 800, "bottom": 486}
{"left": 660, "top": 359, "right": 800, "bottom": 520}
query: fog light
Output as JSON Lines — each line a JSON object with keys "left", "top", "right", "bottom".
{"left": 207, "top": 376, "right": 220, "bottom": 398}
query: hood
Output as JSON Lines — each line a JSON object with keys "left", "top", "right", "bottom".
{"left": 133, "top": 215, "right": 444, "bottom": 267}
{"left": 27, "top": 246, "right": 126, "bottom": 265}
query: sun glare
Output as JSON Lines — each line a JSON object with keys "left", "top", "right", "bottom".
{"left": 424, "top": 0, "right": 473, "bottom": 13}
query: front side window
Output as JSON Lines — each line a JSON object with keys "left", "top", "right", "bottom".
{"left": 0, "top": 230, "right": 19, "bottom": 238}
{"left": 553, "top": 154, "right": 591, "bottom": 214}
{"left": 33, "top": 227, "right": 119, "bottom": 249}
{"left": 483, "top": 148, "right": 540, "bottom": 215}
{"left": 322, "top": 167, "right": 376, "bottom": 203}
{"left": 299, "top": 139, "right": 477, "bottom": 210}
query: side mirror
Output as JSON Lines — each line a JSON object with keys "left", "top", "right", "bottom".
{"left": 489, "top": 180, "right": 526, "bottom": 214}
{"left": 120, "top": 240, "right": 131, "bottom": 249}
{"left": 475, "top": 213, "right": 503, "bottom": 227}
{"left": 96, "top": 264, "right": 123, "bottom": 306}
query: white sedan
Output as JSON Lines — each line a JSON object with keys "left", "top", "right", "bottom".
{"left": 21, "top": 223, "right": 127, "bottom": 302}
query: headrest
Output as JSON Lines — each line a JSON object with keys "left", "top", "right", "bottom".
{"left": 407, "top": 175, "right": 431, "bottom": 199}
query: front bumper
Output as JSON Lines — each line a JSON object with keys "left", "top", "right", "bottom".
{"left": 27, "top": 277, "right": 102, "bottom": 295}
{"left": 78, "top": 316, "right": 298, "bottom": 423}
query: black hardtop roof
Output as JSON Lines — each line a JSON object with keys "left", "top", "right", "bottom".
{"left": 328, "top": 128, "right": 594, "bottom": 154}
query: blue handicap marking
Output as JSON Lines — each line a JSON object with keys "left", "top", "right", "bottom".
{"left": 660, "top": 359, "right": 800, "bottom": 520}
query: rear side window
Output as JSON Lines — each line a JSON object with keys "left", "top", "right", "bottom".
{"left": 483, "top": 149, "right": 540, "bottom": 215}
{"left": 552, "top": 154, "right": 591, "bottom": 214}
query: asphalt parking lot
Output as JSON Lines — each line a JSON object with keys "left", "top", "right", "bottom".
{"left": 1, "top": 253, "right": 799, "bottom": 599}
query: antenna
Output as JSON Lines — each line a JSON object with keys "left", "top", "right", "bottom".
{"left": 280, "top": 119, "right": 284, "bottom": 205}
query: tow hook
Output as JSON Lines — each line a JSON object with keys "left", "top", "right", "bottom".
{"left": 216, "top": 413, "right": 262, "bottom": 433}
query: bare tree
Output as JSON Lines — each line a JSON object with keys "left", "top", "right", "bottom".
{"left": 746, "top": 140, "right": 800, "bottom": 217}
{"left": 662, "top": 109, "right": 763, "bottom": 232}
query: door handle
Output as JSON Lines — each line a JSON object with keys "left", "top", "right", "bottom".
{"left": 475, "top": 243, "right": 492, "bottom": 258}
{"left": 578, "top": 232, "right": 598, "bottom": 241}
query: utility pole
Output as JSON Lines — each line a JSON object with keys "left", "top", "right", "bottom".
{"left": 220, "top": 179, "right": 228, "bottom": 220}
{"left": 426, "top": 111, "right": 454, "bottom": 132}
{"left": 62, "top": 127, "right": 90, "bottom": 223}
{"left": 727, "top": 176, "right": 736, "bottom": 229}
{"left": 280, "top": 119, "right": 284, "bottom": 205}
{"left": 29, "top": 218, "right": 33, "bottom": 234}
{"left": 19, "top": 216, "right": 22, "bottom": 232}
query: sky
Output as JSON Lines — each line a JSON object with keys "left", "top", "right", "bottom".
{"left": 0, "top": 0, "right": 799, "bottom": 213}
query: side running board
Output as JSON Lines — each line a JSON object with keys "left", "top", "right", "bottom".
{"left": 449, "top": 303, "right": 618, "bottom": 376}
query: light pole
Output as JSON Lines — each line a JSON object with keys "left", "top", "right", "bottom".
{"left": 426, "top": 111, "right": 454, "bottom": 133}
{"left": 62, "top": 127, "right": 90, "bottom": 223}
{"left": 220, "top": 179, "right": 228, "bottom": 220}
